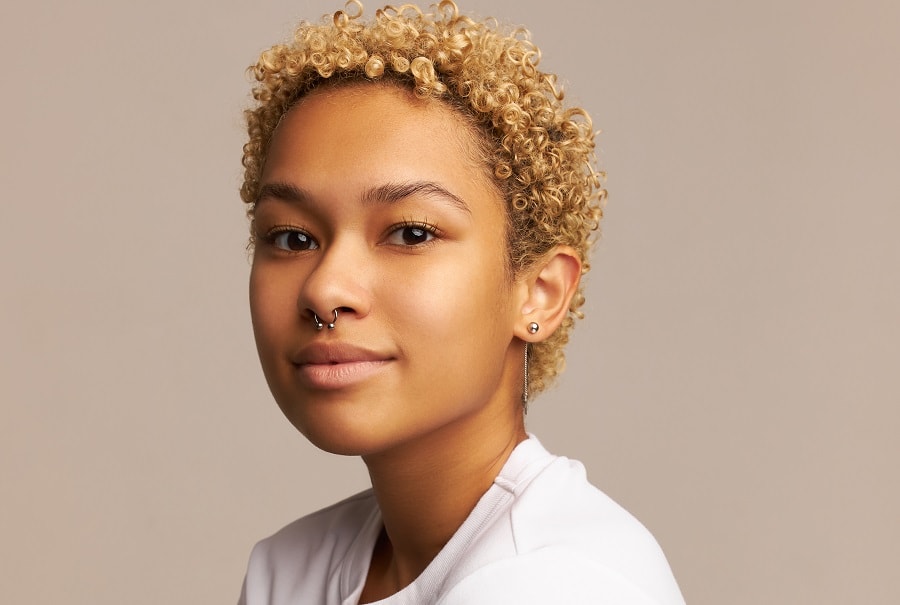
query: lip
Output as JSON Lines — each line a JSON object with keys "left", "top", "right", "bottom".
{"left": 292, "top": 342, "right": 394, "bottom": 390}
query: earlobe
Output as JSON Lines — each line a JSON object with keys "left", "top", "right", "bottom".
{"left": 516, "top": 246, "right": 582, "bottom": 340}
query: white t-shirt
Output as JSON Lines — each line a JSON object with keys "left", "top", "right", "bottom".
{"left": 239, "top": 437, "right": 685, "bottom": 604}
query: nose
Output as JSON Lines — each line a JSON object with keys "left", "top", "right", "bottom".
{"left": 297, "top": 237, "right": 372, "bottom": 327}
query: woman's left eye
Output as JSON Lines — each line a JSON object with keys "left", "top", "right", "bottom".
{"left": 385, "top": 223, "right": 437, "bottom": 246}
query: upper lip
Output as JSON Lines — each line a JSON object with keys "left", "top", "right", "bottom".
{"left": 292, "top": 342, "right": 393, "bottom": 365}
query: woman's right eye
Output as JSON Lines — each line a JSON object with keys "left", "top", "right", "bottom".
{"left": 268, "top": 228, "right": 319, "bottom": 252}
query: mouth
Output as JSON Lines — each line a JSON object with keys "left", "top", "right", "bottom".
{"left": 292, "top": 343, "right": 393, "bottom": 390}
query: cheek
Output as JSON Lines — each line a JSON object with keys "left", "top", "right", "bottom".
{"left": 383, "top": 252, "right": 511, "bottom": 345}
{"left": 390, "top": 255, "right": 514, "bottom": 407}
{"left": 249, "top": 265, "right": 297, "bottom": 346}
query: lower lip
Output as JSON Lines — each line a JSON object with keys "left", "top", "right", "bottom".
{"left": 295, "top": 360, "right": 391, "bottom": 390}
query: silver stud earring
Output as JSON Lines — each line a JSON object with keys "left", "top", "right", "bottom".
{"left": 528, "top": 322, "right": 540, "bottom": 334}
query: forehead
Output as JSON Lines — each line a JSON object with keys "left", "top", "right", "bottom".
{"left": 274, "top": 84, "right": 486, "bottom": 169}
{"left": 259, "top": 83, "right": 501, "bottom": 213}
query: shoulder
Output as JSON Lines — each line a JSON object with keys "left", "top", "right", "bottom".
{"left": 444, "top": 443, "right": 684, "bottom": 604}
{"left": 512, "top": 456, "right": 684, "bottom": 603}
{"left": 250, "top": 489, "right": 377, "bottom": 564}
{"left": 440, "top": 549, "right": 680, "bottom": 605}
{"left": 513, "top": 456, "right": 666, "bottom": 560}
{"left": 240, "top": 490, "right": 378, "bottom": 605}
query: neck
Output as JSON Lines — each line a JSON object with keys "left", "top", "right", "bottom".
{"left": 359, "top": 394, "right": 527, "bottom": 600}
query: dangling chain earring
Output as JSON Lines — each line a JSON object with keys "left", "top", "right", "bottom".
{"left": 523, "top": 322, "right": 539, "bottom": 414}
{"left": 522, "top": 343, "right": 530, "bottom": 414}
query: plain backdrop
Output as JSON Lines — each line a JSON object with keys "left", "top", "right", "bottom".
{"left": 2, "top": 1, "right": 898, "bottom": 603}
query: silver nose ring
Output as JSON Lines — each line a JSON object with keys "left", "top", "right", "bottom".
{"left": 312, "top": 309, "right": 338, "bottom": 331}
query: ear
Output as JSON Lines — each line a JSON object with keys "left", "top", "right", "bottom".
{"left": 514, "top": 246, "right": 582, "bottom": 341}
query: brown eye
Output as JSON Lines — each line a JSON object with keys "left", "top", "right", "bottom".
{"left": 386, "top": 223, "right": 436, "bottom": 246}
{"left": 401, "top": 226, "right": 430, "bottom": 245}
{"left": 272, "top": 230, "right": 319, "bottom": 251}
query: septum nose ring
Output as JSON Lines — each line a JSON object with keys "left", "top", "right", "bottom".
{"left": 312, "top": 309, "right": 339, "bottom": 331}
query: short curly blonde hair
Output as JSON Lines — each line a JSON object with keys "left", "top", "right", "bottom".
{"left": 242, "top": 0, "right": 605, "bottom": 395}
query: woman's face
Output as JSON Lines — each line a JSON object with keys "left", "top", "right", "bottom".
{"left": 249, "top": 84, "right": 526, "bottom": 457}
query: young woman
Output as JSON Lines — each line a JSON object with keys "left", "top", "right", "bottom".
{"left": 238, "top": 2, "right": 684, "bottom": 603}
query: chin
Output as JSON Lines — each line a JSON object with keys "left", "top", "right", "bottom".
{"left": 280, "top": 407, "right": 398, "bottom": 458}
{"left": 299, "top": 427, "right": 399, "bottom": 458}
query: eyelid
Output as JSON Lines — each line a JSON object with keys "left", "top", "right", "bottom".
{"left": 264, "top": 223, "right": 306, "bottom": 235}
{"left": 386, "top": 218, "right": 442, "bottom": 235}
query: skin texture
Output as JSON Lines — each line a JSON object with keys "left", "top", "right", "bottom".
{"left": 248, "top": 83, "right": 581, "bottom": 600}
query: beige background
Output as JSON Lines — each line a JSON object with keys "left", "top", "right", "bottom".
{"left": 2, "top": 1, "right": 898, "bottom": 603}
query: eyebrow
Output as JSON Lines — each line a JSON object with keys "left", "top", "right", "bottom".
{"left": 256, "top": 182, "right": 308, "bottom": 205}
{"left": 256, "top": 180, "right": 472, "bottom": 216}
{"left": 362, "top": 181, "right": 471, "bottom": 215}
